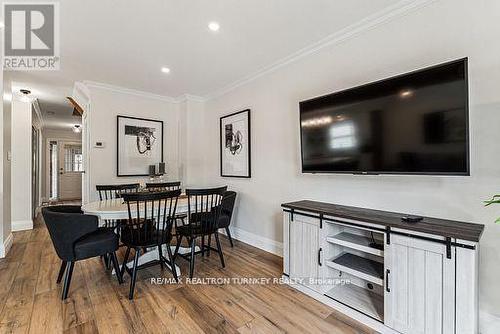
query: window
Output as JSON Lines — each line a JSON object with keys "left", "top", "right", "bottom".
{"left": 64, "top": 145, "right": 83, "bottom": 172}
{"left": 330, "top": 122, "right": 357, "bottom": 149}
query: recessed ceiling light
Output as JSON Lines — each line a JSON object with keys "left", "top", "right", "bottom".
{"left": 161, "top": 67, "right": 170, "bottom": 74}
{"left": 0, "top": 22, "right": 4, "bottom": 29}
{"left": 208, "top": 21, "right": 220, "bottom": 32}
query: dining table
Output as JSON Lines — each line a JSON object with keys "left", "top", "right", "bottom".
{"left": 82, "top": 195, "right": 199, "bottom": 276}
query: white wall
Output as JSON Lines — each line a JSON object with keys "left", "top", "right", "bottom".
{"left": 85, "top": 85, "right": 183, "bottom": 201}
{"left": 0, "top": 66, "right": 10, "bottom": 257}
{"left": 184, "top": 99, "right": 207, "bottom": 186}
{"left": 11, "top": 98, "right": 33, "bottom": 231}
{"left": 3, "top": 89, "right": 10, "bottom": 243}
{"left": 196, "top": 0, "right": 500, "bottom": 328}
{"left": 40, "top": 128, "right": 82, "bottom": 201}
{"left": 0, "top": 37, "right": 12, "bottom": 258}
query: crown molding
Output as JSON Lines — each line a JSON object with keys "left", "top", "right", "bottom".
{"left": 175, "top": 94, "right": 206, "bottom": 103}
{"left": 203, "top": 0, "right": 436, "bottom": 100}
{"left": 82, "top": 81, "right": 206, "bottom": 104}
{"left": 73, "top": 81, "right": 91, "bottom": 101}
{"left": 82, "top": 80, "right": 179, "bottom": 103}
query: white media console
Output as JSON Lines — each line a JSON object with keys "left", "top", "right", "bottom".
{"left": 282, "top": 200, "right": 484, "bottom": 334}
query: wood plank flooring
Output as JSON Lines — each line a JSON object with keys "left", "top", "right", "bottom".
{"left": 0, "top": 214, "right": 377, "bottom": 334}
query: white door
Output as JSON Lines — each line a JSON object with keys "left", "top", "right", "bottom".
{"left": 58, "top": 142, "right": 83, "bottom": 200}
{"left": 289, "top": 214, "right": 321, "bottom": 292}
{"left": 384, "top": 234, "right": 455, "bottom": 334}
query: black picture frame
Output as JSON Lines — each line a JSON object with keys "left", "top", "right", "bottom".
{"left": 117, "top": 115, "right": 164, "bottom": 177}
{"left": 220, "top": 109, "right": 251, "bottom": 178}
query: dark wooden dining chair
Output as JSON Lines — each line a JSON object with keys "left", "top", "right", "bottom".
{"left": 217, "top": 191, "right": 237, "bottom": 247}
{"left": 174, "top": 186, "right": 227, "bottom": 278}
{"left": 145, "top": 181, "right": 181, "bottom": 192}
{"left": 146, "top": 181, "right": 186, "bottom": 241}
{"left": 96, "top": 184, "right": 140, "bottom": 231}
{"left": 42, "top": 205, "right": 123, "bottom": 300}
{"left": 96, "top": 183, "right": 140, "bottom": 201}
{"left": 95, "top": 183, "right": 140, "bottom": 268}
{"left": 120, "top": 189, "right": 181, "bottom": 299}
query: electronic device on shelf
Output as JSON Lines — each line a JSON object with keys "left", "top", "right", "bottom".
{"left": 401, "top": 215, "right": 424, "bottom": 223}
{"left": 299, "top": 58, "right": 469, "bottom": 176}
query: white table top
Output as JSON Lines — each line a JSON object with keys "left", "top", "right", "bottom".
{"left": 82, "top": 197, "right": 189, "bottom": 220}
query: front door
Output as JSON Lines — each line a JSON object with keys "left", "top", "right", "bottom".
{"left": 58, "top": 142, "right": 83, "bottom": 200}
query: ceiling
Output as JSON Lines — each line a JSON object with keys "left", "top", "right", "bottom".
{"left": 5, "top": 0, "right": 401, "bottom": 129}
{"left": 10, "top": 75, "right": 80, "bottom": 130}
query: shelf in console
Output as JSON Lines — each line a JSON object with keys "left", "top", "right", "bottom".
{"left": 327, "top": 232, "right": 384, "bottom": 257}
{"left": 326, "top": 252, "right": 384, "bottom": 286}
{"left": 325, "top": 284, "right": 384, "bottom": 322}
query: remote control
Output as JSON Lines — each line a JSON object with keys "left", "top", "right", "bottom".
{"left": 401, "top": 215, "right": 423, "bottom": 223}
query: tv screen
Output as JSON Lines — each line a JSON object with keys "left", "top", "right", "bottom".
{"left": 299, "top": 58, "right": 469, "bottom": 175}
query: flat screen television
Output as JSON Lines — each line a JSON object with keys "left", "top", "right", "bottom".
{"left": 299, "top": 58, "right": 469, "bottom": 175}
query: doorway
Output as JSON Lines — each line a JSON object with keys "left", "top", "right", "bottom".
{"left": 48, "top": 140, "right": 83, "bottom": 201}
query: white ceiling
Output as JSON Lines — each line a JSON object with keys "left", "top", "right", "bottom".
{"left": 10, "top": 75, "right": 80, "bottom": 130}
{"left": 6, "top": 0, "right": 401, "bottom": 129}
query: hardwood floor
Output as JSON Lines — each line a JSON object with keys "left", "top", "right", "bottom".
{"left": 0, "top": 214, "right": 376, "bottom": 334}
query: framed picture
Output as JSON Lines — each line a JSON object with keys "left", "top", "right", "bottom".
{"left": 220, "top": 109, "right": 251, "bottom": 178}
{"left": 117, "top": 115, "right": 163, "bottom": 177}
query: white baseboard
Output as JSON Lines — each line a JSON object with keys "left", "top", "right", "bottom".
{"left": 480, "top": 310, "right": 500, "bottom": 334}
{"left": 0, "top": 233, "right": 13, "bottom": 258}
{"left": 12, "top": 219, "right": 33, "bottom": 232}
{"left": 220, "top": 226, "right": 283, "bottom": 256}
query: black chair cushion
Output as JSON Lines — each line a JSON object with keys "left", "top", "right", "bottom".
{"left": 177, "top": 211, "right": 216, "bottom": 236}
{"left": 176, "top": 223, "right": 208, "bottom": 237}
{"left": 120, "top": 222, "right": 172, "bottom": 247}
{"left": 74, "top": 228, "right": 119, "bottom": 260}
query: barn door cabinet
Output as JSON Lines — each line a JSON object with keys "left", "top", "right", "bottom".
{"left": 282, "top": 200, "right": 484, "bottom": 334}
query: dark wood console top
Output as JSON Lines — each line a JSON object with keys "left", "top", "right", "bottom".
{"left": 282, "top": 200, "right": 484, "bottom": 242}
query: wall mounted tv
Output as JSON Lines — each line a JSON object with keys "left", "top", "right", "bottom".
{"left": 299, "top": 58, "right": 469, "bottom": 175}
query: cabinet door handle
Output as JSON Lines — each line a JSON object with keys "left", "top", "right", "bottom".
{"left": 318, "top": 248, "right": 322, "bottom": 266}
{"left": 385, "top": 269, "right": 390, "bottom": 293}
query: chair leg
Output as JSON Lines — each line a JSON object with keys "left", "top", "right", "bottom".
{"left": 106, "top": 253, "right": 112, "bottom": 270}
{"left": 121, "top": 246, "right": 131, "bottom": 278}
{"left": 56, "top": 261, "right": 67, "bottom": 284}
{"left": 165, "top": 244, "right": 179, "bottom": 283}
{"left": 129, "top": 249, "right": 141, "bottom": 300}
{"left": 201, "top": 236, "right": 205, "bottom": 257}
{"left": 110, "top": 252, "right": 123, "bottom": 284}
{"left": 189, "top": 238, "right": 196, "bottom": 279}
{"left": 174, "top": 219, "right": 182, "bottom": 244}
{"left": 226, "top": 227, "right": 234, "bottom": 247}
{"left": 158, "top": 245, "right": 164, "bottom": 270}
{"left": 173, "top": 235, "right": 182, "bottom": 262}
{"left": 207, "top": 234, "right": 212, "bottom": 257}
{"left": 62, "top": 261, "right": 75, "bottom": 300}
{"left": 214, "top": 233, "right": 225, "bottom": 268}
